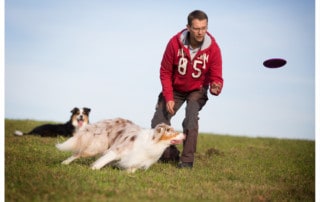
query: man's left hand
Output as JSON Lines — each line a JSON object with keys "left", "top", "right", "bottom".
{"left": 210, "top": 82, "right": 222, "bottom": 95}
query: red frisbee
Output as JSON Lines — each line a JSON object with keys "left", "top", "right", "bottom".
{"left": 263, "top": 58, "right": 286, "bottom": 68}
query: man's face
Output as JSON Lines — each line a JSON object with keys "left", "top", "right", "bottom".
{"left": 187, "top": 19, "right": 208, "bottom": 43}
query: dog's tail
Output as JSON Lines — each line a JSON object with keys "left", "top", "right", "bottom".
{"left": 56, "top": 137, "right": 77, "bottom": 152}
{"left": 14, "top": 130, "right": 25, "bottom": 136}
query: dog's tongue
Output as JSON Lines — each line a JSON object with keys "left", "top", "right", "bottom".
{"left": 78, "top": 120, "right": 83, "bottom": 127}
{"left": 170, "top": 139, "right": 184, "bottom": 145}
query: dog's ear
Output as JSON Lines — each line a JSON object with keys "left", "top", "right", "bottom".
{"left": 153, "top": 123, "right": 168, "bottom": 141}
{"left": 83, "top": 107, "right": 91, "bottom": 114}
{"left": 156, "top": 123, "right": 167, "bottom": 133}
{"left": 71, "top": 107, "right": 79, "bottom": 114}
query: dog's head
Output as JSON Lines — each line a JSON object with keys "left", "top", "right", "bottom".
{"left": 153, "top": 123, "right": 185, "bottom": 145}
{"left": 70, "top": 107, "right": 91, "bottom": 128}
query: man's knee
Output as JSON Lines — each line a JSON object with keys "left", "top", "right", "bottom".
{"left": 151, "top": 105, "right": 171, "bottom": 128}
{"left": 151, "top": 116, "right": 170, "bottom": 128}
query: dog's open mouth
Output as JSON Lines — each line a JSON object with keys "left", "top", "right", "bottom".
{"left": 170, "top": 134, "right": 186, "bottom": 145}
{"left": 171, "top": 139, "right": 183, "bottom": 144}
{"left": 77, "top": 119, "right": 84, "bottom": 127}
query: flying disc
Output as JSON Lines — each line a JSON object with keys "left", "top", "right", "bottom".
{"left": 263, "top": 58, "right": 286, "bottom": 68}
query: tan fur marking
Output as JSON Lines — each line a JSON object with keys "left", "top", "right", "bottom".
{"left": 159, "top": 131, "right": 180, "bottom": 141}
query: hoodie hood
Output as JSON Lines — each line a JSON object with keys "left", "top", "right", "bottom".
{"left": 179, "top": 29, "right": 212, "bottom": 51}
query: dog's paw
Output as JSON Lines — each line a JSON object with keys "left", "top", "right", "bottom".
{"left": 14, "top": 130, "right": 24, "bottom": 136}
{"left": 91, "top": 163, "right": 103, "bottom": 170}
{"left": 61, "top": 161, "right": 70, "bottom": 165}
{"left": 126, "top": 168, "right": 137, "bottom": 173}
{"left": 91, "top": 166, "right": 101, "bottom": 170}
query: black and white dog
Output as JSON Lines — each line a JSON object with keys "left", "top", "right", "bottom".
{"left": 14, "top": 107, "right": 91, "bottom": 137}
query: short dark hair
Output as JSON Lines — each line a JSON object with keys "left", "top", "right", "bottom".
{"left": 187, "top": 10, "right": 208, "bottom": 26}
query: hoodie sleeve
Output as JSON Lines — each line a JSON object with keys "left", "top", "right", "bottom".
{"left": 160, "top": 38, "right": 176, "bottom": 102}
{"left": 208, "top": 42, "right": 223, "bottom": 95}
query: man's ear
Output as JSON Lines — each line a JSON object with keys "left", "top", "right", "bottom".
{"left": 186, "top": 24, "right": 191, "bottom": 31}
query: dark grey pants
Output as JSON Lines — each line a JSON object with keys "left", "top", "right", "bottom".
{"left": 151, "top": 87, "right": 208, "bottom": 163}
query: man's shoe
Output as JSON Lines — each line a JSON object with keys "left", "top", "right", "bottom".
{"left": 177, "top": 162, "right": 193, "bottom": 169}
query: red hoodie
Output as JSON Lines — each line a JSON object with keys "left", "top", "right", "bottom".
{"left": 160, "top": 29, "right": 223, "bottom": 102}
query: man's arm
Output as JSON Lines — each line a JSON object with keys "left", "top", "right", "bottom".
{"left": 160, "top": 39, "right": 176, "bottom": 102}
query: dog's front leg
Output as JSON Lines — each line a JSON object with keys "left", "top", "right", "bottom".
{"left": 61, "top": 154, "right": 79, "bottom": 165}
{"left": 91, "top": 151, "right": 117, "bottom": 170}
{"left": 126, "top": 168, "right": 138, "bottom": 173}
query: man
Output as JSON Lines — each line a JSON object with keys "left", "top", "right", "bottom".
{"left": 151, "top": 10, "right": 223, "bottom": 169}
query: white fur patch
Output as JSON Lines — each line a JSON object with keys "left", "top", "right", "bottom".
{"left": 14, "top": 130, "right": 24, "bottom": 136}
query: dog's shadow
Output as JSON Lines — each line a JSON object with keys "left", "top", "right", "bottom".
{"left": 52, "top": 156, "right": 95, "bottom": 167}
{"left": 53, "top": 157, "right": 124, "bottom": 171}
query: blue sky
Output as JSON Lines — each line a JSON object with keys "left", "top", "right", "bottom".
{"left": 4, "top": 0, "right": 315, "bottom": 140}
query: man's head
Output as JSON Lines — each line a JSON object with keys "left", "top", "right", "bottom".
{"left": 186, "top": 10, "right": 208, "bottom": 45}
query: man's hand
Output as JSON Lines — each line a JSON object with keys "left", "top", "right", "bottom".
{"left": 210, "top": 82, "right": 221, "bottom": 95}
{"left": 166, "top": 100, "right": 175, "bottom": 115}
{"left": 210, "top": 82, "right": 222, "bottom": 96}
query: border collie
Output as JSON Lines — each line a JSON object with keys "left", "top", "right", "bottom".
{"left": 14, "top": 107, "right": 91, "bottom": 137}
{"left": 56, "top": 118, "right": 185, "bottom": 173}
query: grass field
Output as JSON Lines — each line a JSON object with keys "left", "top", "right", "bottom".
{"left": 5, "top": 119, "right": 315, "bottom": 201}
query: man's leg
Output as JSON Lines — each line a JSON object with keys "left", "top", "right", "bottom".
{"left": 151, "top": 92, "right": 186, "bottom": 127}
{"left": 151, "top": 93, "right": 171, "bottom": 128}
{"left": 180, "top": 102, "right": 200, "bottom": 164}
{"left": 151, "top": 92, "right": 185, "bottom": 162}
{"left": 179, "top": 88, "right": 208, "bottom": 167}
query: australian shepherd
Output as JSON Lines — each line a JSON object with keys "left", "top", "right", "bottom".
{"left": 14, "top": 107, "right": 91, "bottom": 137}
{"left": 56, "top": 118, "right": 185, "bottom": 173}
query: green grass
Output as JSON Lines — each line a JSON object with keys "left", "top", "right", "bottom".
{"left": 5, "top": 119, "right": 315, "bottom": 201}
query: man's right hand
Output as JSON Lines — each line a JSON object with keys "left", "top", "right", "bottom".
{"left": 166, "top": 100, "right": 175, "bottom": 115}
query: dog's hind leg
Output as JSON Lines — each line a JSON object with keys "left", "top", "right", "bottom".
{"left": 91, "top": 151, "right": 118, "bottom": 170}
{"left": 61, "top": 154, "right": 79, "bottom": 165}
